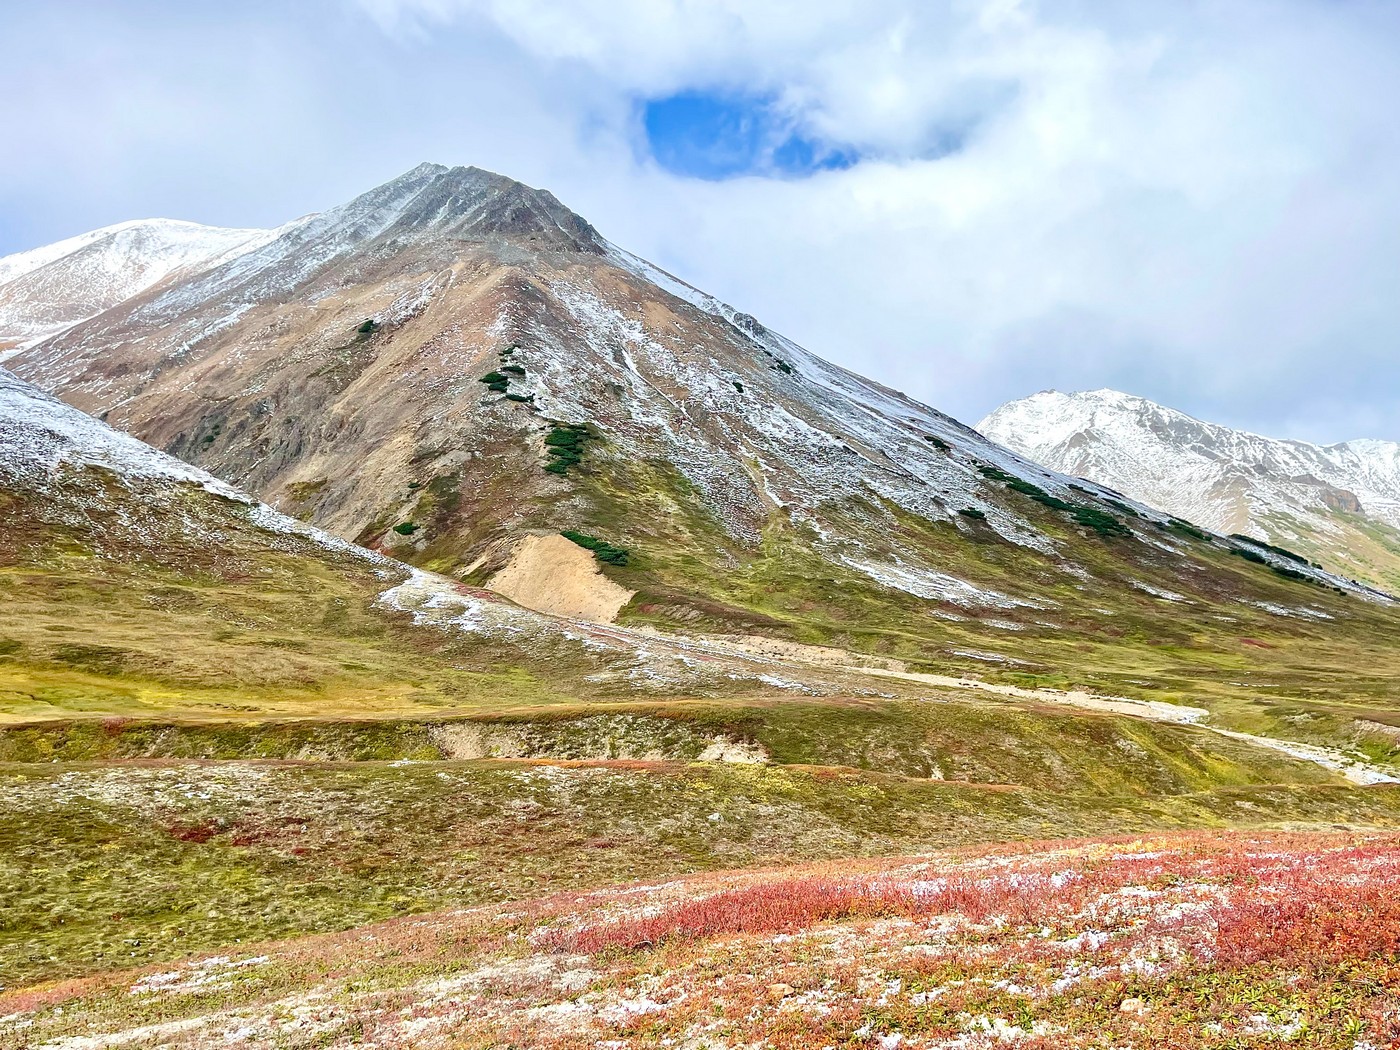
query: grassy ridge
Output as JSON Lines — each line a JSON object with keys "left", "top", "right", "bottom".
{"left": 0, "top": 700, "right": 1340, "bottom": 791}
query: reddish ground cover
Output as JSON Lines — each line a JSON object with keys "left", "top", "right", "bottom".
{"left": 5, "top": 830, "right": 1399, "bottom": 1048}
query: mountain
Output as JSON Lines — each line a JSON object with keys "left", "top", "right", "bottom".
{"left": 8, "top": 167, "right": 1400, "bottom": 996}
{"left": 10, "top": 163, "right": 1400, "bottom": 731}
{"left": 0, "top": 218, "right": 280, "bottom": 354}
{"left": 979, "top": 388, "right": 1400, "bottom": 592}
{"left": 0, "top": 365, "right": 852, "bottom": 724}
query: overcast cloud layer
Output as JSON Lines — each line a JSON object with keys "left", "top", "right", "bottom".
{"left": 3, "top": 0, "right": 1399, "bottom": 443}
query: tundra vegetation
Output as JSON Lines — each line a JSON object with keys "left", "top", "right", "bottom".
{"left": 3, "top": 163, "right": 1400, "bottom": 1047}
{"left": 5, "top": 831, "right": 1398, "bottom": 1048}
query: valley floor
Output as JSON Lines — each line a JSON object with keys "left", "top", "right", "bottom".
{"left": 6, "top": 556, "right": 1400, "bottom": 1046}
{"left": 5, "top": 829, "right": 1398, "bottom": 1049}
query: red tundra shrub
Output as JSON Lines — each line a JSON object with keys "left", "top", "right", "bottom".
{"left": 556, "top": 877, "right": 914, "bottom": 953}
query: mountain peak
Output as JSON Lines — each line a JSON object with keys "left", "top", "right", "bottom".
{"left": 0, "top": 219, "right": 277, "bottom": 351}
{"left": 350, "top": 163, "right": 604, "bottom": 253}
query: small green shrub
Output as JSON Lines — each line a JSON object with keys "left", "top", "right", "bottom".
{"left": 1167, "top": 519, "right": 1211, "bottom": 542}
{"left": 1008, "top": 479, "right": 1065, "bottom": 507}
{"left": 506, "top": 393, "right": 534, "bottom": 403}
{"left": 502, "top": 364, "right": 526, "bottom": 376}
{"left": 924, "top": 435, "right": 951, "bottom": 451}
{"left": 1228, "top": 541, "right": 1316, "bottom": 584}
{"left": 543, "top": 423, "right": 594, "bottom": 475}
{"left": 356, "top": 319, "right": 378, "bottom": 336}
{"left": 1104, "top": 497, "right": 1140, "bottom": 518}
{"left": 561, "top": 530, "right": 630, "bottom": 566}
{"left": 544, "top": 427, "right": 586, "bottom": 448}
{"left": 392, "top": 522, "right": 420, "bottom": 536}
{"left": 978, "top": 464, "right": 1127, "bottom": 537}
{"left": 774, "top": 360, "right": 794, "bottom": 375}
{"left": 958, "top": 507, "right": 986, "bottom": 520}
{"left": 1071, "top": 505, "right": 1131, "bottom": 537}
{"left": 732, "top": 380, "right": 745, "bottom": 393}
{"left": 1230, "top": 534, "right": 1310, "bottom": 565}
{"left": 479, "top": 371, "right": 510, "bottom": 393}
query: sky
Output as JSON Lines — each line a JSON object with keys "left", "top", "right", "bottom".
{"left": 3, "top": 0, "right": 1400, "bottom": 443}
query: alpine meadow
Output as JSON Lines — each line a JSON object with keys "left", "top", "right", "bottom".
{"left": 4, "top": 4, "right": 1400, "bottom": 1047}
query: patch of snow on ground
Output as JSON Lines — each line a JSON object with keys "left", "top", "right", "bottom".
{"left": 1250, "top": 600, "right": 1335, "bottom": 620}
{"left": 1133, "top": 581, "right": 1188, "bottom": 602}
{"left": 840, "top": 555, "right": 1045, "bottom": 610}
{"left": 0, "top": 368, "right": 246, "bottom": 499}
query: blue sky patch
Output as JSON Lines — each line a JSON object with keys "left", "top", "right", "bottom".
{"left": 641, "top": 91, "right": 858, "bottom": 180}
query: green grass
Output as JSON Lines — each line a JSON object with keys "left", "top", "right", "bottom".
{"left": 4, "top": 758, "right": 1397, "bottom": 985}
{"left": 0, "top": 699, "right": 1340, "bottom": 791}
{"left": 6, "top": 428, "right": 1400, "bottom": 999}
{"left": 543, "top": 454, "right": 1400, "bottom": 756}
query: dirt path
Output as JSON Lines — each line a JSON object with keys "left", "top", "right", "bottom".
{"left": 680, "top": 632, "right": 1398, "bottom": 786}
{"left": 848, "top": 666, "right": 1397, "bottom": 786}
{"left": 378, "top": 565, "right": 1399, "bottom": 786}
{"left": 853, "top": 666, "right": 1209, "bottom": 723}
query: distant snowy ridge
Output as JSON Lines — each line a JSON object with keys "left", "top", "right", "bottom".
{"left": 979, "top": 388, "right": 1400, "bottom": 590}
{"left": 0, "top": 366, "right": 250, "bottom": 497}
{"left": 0, "top": 218, "right": 280, "bottom": 352}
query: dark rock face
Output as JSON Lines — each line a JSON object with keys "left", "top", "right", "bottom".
{"left": 374, "top": 165, "right": 605, "bottom": 253}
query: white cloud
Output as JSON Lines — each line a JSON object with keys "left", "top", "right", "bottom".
{"left": 347, "top": 0, "right": 1400, "bottom": 440}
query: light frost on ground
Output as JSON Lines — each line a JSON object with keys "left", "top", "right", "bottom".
{"left": 0, "top": 368, "right": 246, "bottom": 498}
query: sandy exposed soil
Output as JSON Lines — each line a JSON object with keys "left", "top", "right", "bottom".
{"left": 486, "top": 533, "right": 635, "bottom": 622}
{"left": 704, "top": 633, "right": 910, "bottom": 672}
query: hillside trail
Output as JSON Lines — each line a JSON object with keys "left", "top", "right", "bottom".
{"left": 659, "top": 632, "right": 1400, "bottom": 786}
{"left": 383, "top": 567, "right": 1400, "bottom": 786}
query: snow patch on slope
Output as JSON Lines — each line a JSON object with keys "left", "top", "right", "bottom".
{"left": 0, "top": 367, "right": 406, "bottom": 581}
{"left": 0, "top": 220, "right": 278, "bottom": 352}
{"left": 0, "top": 367, "right": 244, "bottom": 497}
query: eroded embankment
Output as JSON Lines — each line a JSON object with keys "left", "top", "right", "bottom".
{"left": 0, "top": 711, "right": 765, "bottom": 766}
{"left": 0, "top": 694, "right": 1353, "bottom": 793}
{"left": 486, "top": 533, "right": 635, "bottom": 621}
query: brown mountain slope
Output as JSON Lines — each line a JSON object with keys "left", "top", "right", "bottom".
{"left": 10, "top": 164, "right": 1400, "bottom": 753}
{"left": 0, "top": 366, "right": 859, "bottom": 724}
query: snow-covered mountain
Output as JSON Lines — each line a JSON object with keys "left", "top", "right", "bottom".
{"left": 9, "top": 164, "right": 1397, "bottom": 699}
{"left": 10, "top": 165, "right": 1132, "bottom": 574}
{"left": 0, "top": 218, "right": 281, "bottom": 353}
{"left": 979, "top": 389, "right": 1400, "bottom": 592}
